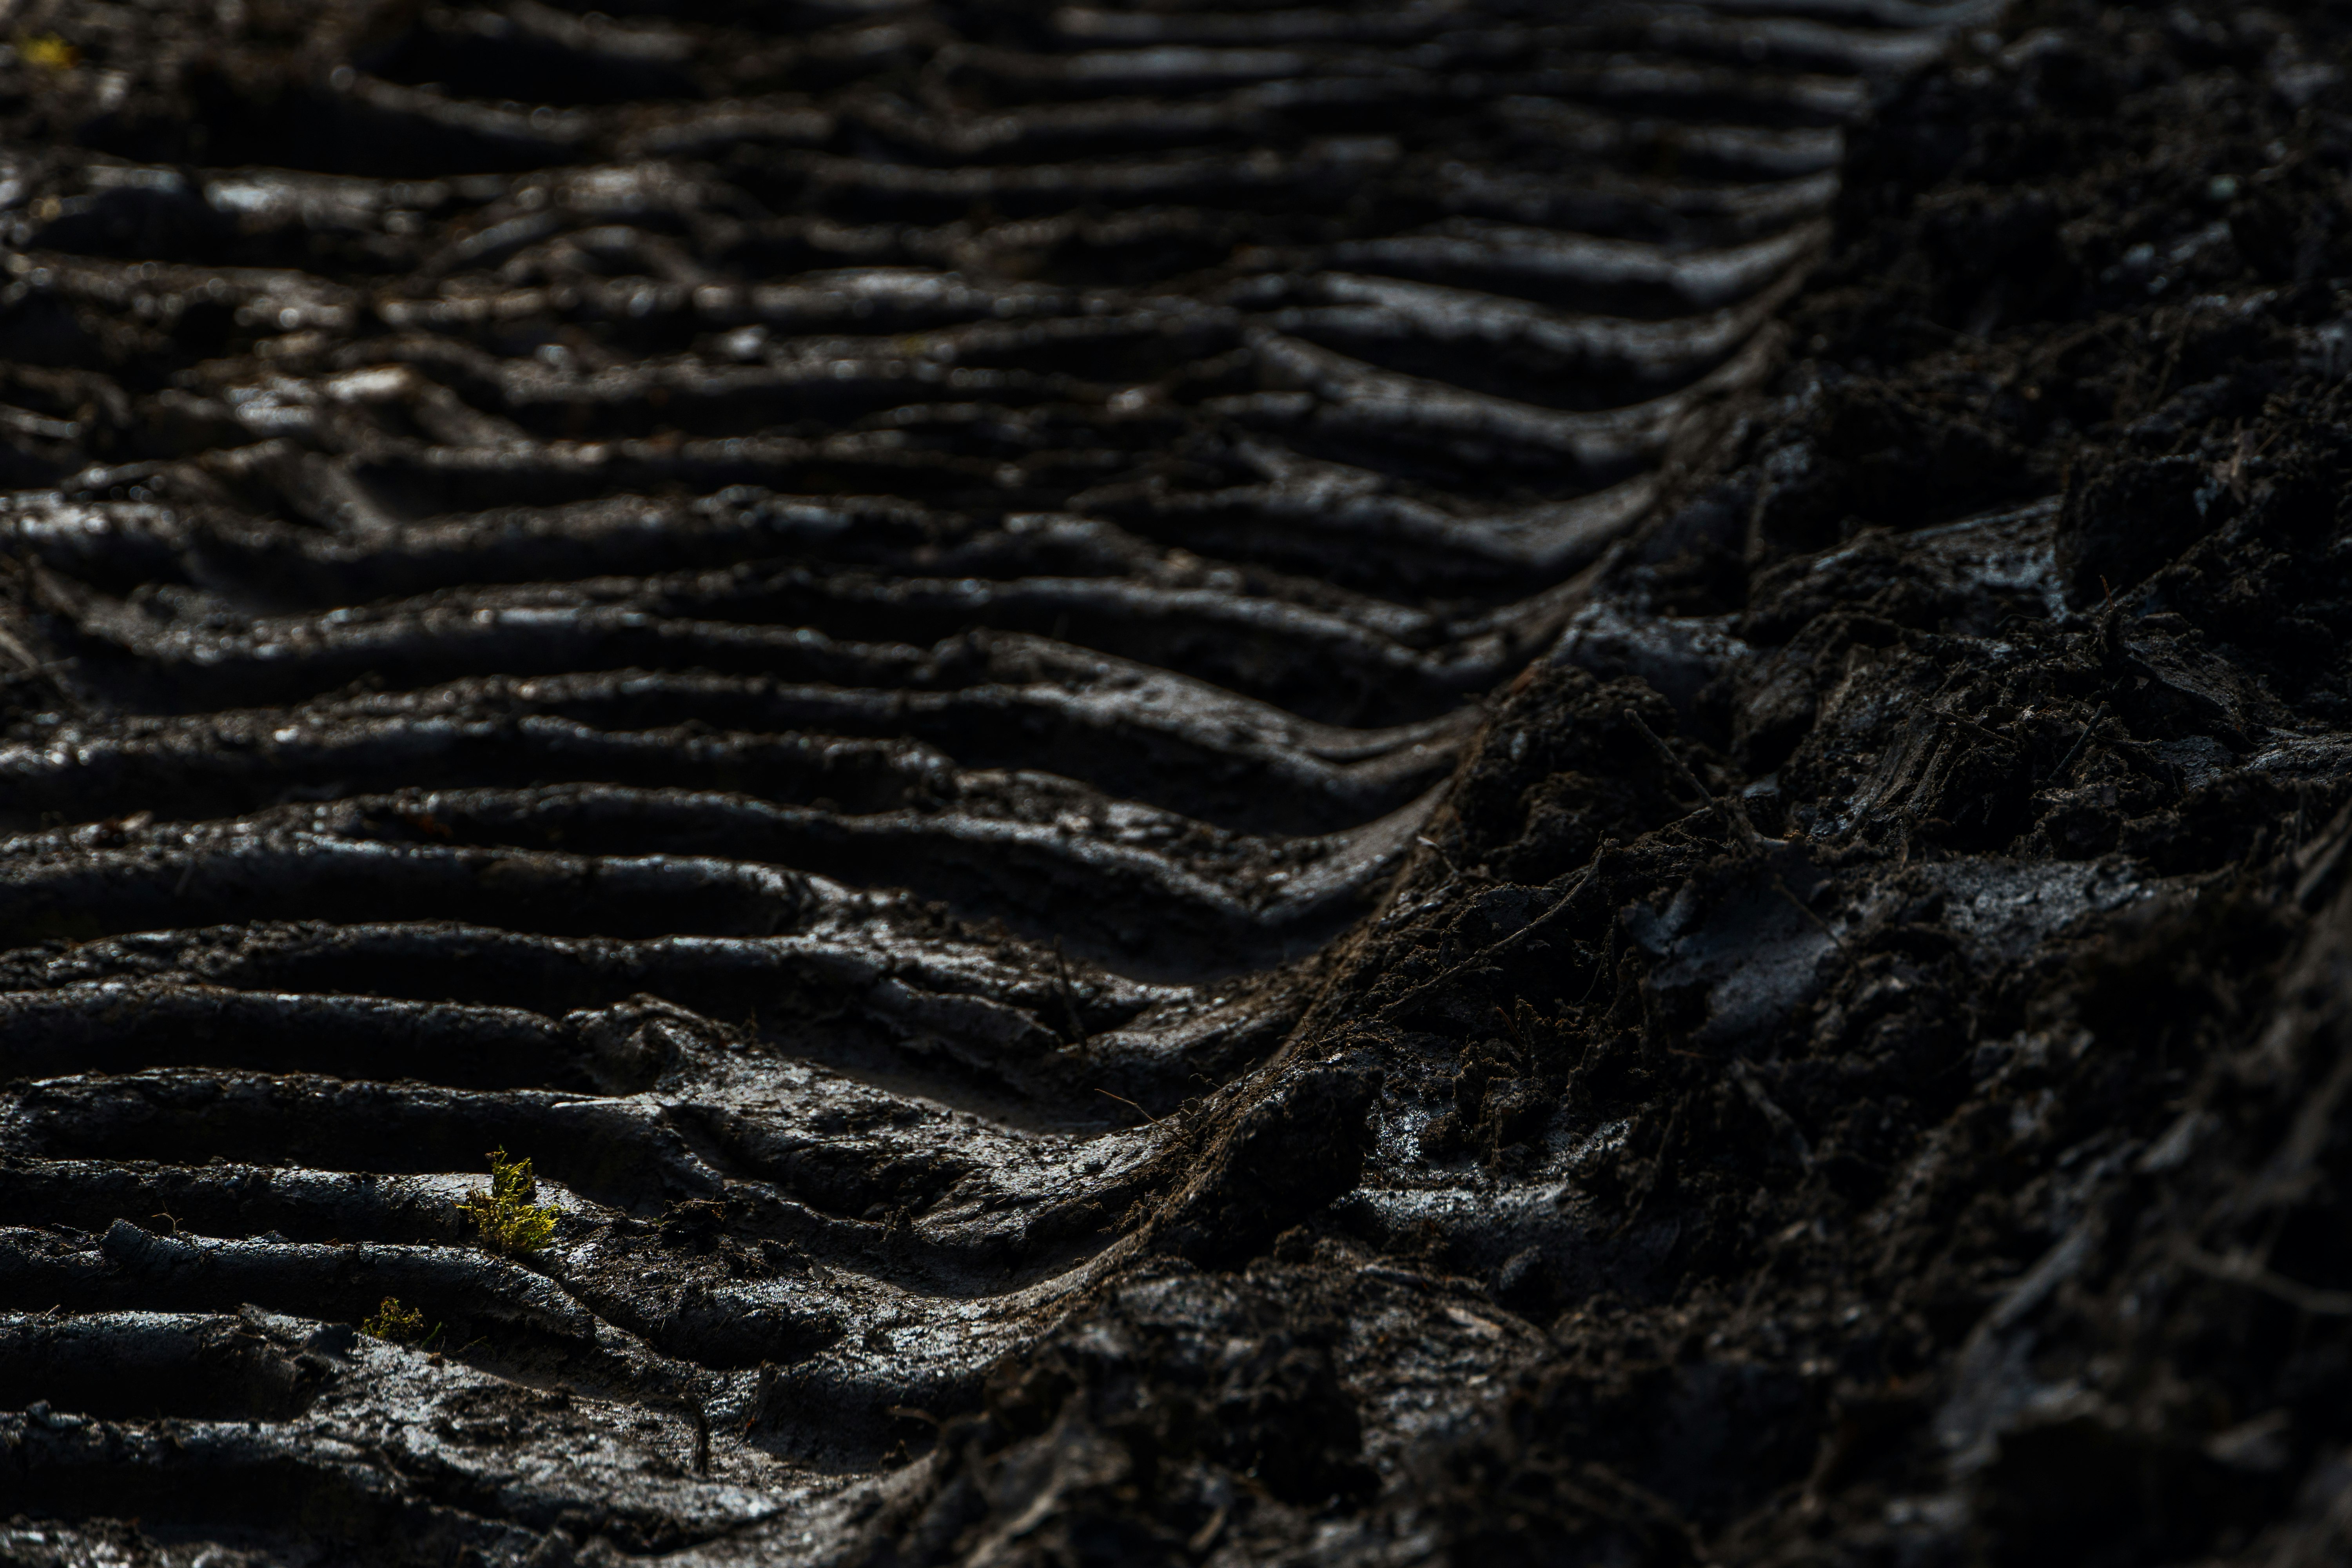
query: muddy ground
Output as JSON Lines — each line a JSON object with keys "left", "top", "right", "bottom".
{"left": 5, "top": 0, "right": 2352, "bottom": 1564}
{"left": 824, "top": 4, "right": 2352, "bottom": 1561}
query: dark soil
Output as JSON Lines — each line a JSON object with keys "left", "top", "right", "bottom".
{"left": 7, "top": 1, "right": 2352, "bottom": 1565}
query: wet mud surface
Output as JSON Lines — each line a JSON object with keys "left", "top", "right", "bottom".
{"left": 4, "top": 0, "right": 2352, "bottom": 1563}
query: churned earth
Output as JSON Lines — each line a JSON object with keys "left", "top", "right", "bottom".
{"left": 5, "top": 0, "right": 2352, "bottom": 1564}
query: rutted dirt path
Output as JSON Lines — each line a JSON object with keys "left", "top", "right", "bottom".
{"left": 10, "top": 2, "right": 2352, "bottom": 1565}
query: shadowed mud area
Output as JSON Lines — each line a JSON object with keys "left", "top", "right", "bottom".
{"left": 7, "top": 0, "right": 2352, "bottom": 1563}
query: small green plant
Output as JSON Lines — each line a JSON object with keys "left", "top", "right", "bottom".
{"left": 361, "top": 1296, "right": 430, "bottom": 1345}
{"left": 459, "top": 1147, "right": 560, "bottom": 1257}
{"left": 19, "top": 34, "right": 80, "bottom": 71}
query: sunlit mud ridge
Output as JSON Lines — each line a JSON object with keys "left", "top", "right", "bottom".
{"left": 34, "top": 0, "right": 2352, "bottom": 1564}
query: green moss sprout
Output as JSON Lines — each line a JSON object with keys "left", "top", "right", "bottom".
{"left": 361, "top": 1296, "right": 432, "bottom": 1345}
{"left": 20, "top": 34, "right": 80, "bottom": 71}
{"left": 459, "top": 1147, "right": 560, "bottom": 1257}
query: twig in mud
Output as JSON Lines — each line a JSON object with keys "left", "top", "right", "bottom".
{"left": 2292, "top": 798, "right": 2352, "bottom": 906}
{"left": 1938, "top": 708, "right": 2020, "bottom": 750}
{"left": 1049, "top": 938, "right": 1089, "bottom": 1051}
{"left": 1773, "top": 875, "right": 1850, "bottom": 955}
{"left": 1189, "top": 1505, "right": 1230, "bottom": 1555}
{"left": 1575, "top": 921, "right": 1617, "bottom": 1007}
{"left": 0, "top": 617, "right": 89, "bottom": 715}
{"left": 0, "top": 625, "right": 44, "bottom": 675}
{"left": 1655, "top": 805, "right": 1717, "bottom": 844}
{"left": 1379, "top": 842, "right": 1612, "bottom": 1018}
{"left": 2049, "top": 702, "right": 2109, "bottom": 783}
{"left": 1623, "top": 709, "right": 1775, "bottom": 851}
{"left": 1095, "top": 1088, "right": 1158, "bottom": 1124}
{"left": 1726, "top": 1058, "right": 1812, "bottom": 1170}
{"left": 1415, "top": 834, "right": 1463, "bottom": 877}
{"left": 2175, "top": 1241, "right": 2352, "bottom": 1316}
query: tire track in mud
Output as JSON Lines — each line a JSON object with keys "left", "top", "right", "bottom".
{"left": 0, "top": 1, "right": 1987, "bottom": 1558}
